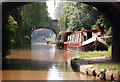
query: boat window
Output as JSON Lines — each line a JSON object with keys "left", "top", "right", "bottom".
{"left": 75, "top": 34, "right": 76, "bottom": 42}
{"left": 64, "top": 34, "right": 66, "bottom": 41}
{"left": 70, "top": 36, "right": 72, "bottom": 43}
{"left": 79, "top": 33, "right": 81, "bottom": 42}
{"left": 98, "top": 35, "right": 102, "bottom": 37}
{"left": 84, "top": 36, "right": 86, "bottom": 41}
{"left": 72, "top": 35, "right": 73, "bottom": 43}
{"left": 87, "top": 32, "right": 92, "bottom": 39}
{"left": 67, "top": 36, "right": 70, "bottom": 41}
{"left": 71, "top": 35, "right": 72, "bottom": 43}
{"left": 98, "top": 35, "right": 103, "bottom": 40}
{"left": 76, "top": 34, "right": 78, "bottom": 42}
{"left": 65, "top": 32, "right": 73, "bottom": 42}
{"left": 75, "top": 35, "right": 76, "bottom": 42}
{"left": 77, "top": 33, "right": 79, "bottom": 42}
{"left": 77, "top": 34, "right": 79, "bottom": 42}
{"left": 74, "top": 35, "right": 75, "bottom": 43}
{"left": 82, "top": 35, "right": 84, "bottom": 42}
{"left": 72, "top": 35, "right": 74, "bottom": 43}
{"left": 76, "top": 34, "right": 78, "bottom": 43}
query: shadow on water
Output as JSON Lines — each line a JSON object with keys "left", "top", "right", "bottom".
{"left": 71, "top": 60, "right": 80, "bottom": 72}
{"left": 2, "top": 59, "right": 52, "bottom": 71}
{"left": 2, "top": 58, "right": 72, "bottom": 72}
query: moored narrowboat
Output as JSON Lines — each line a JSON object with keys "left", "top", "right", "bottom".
{"left": 56, "top": 31, "right": 73, "bottom": 49}
{"left": 67, "top": 30, "right": 108, "bottom": 52}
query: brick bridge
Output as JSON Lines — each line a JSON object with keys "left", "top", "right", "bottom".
{"left": 34, "top": 20, "right": 60, "bottom": 35}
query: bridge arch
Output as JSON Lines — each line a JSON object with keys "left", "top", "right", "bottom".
{"left": 32, "top": 27, "right": 58, "bottom": 36}
{"left": 31, "top": 28, "right": 56, "bottom": 43}
{"left": 2, "top": 2, "right": 120, "bottom": 62}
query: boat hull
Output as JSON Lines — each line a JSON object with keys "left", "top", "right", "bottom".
{"left": 67, "top": 41, "right": 108, "bottom": 52}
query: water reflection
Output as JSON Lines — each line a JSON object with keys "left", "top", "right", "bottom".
{"left": 3, "top": 59, "right": 53, "bottom": 71}
{"left": 31, "top": 43, "right": 56, "bottom": 61}
{"left": 47, "top": 64, "right": 63, "bottom": 80}
{"left": 2, "top": 43, "right": 98, "bottom": 80}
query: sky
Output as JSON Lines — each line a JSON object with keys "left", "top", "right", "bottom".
{"left": 46, "top": 0, "right": 60, "bottom": 19}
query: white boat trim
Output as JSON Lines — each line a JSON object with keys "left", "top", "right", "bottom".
{"left": 64, "top": 42, "right": 67, "bottom": 44}
{"left": 82, "top": 36, "right": 97, "bottom": 46}
{"left": 82, "top": 36, "right": 107, "bottom": 46}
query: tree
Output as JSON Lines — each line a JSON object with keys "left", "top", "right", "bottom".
{"left": 54, "top": 2, "right": 64, "bottom": 19}
{"left": 91, "top": 15, "right": 112, "bottom": 45}
{"left": 2, "top": 2, "right": 53, "bottom": 58}
{"left": 58, "top": 2, "right": 103, "bottom": 31}
{"left": 10, "top": 2, "right": 53, "bottom": 48}
{"left": 2, "top": 15, "right": 18, "bottom": 58}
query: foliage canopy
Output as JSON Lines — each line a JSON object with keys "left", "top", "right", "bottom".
{"left": 3, "top": 2, "right": 53, "bottom": 58}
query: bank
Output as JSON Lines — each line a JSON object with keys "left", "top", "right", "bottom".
{"left": 70, "top": 47, "right": 120, "bottom": 81}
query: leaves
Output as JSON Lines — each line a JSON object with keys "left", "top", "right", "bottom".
{"left": 10, "top": 2, "right": 53, "bottom": 48}
{"left": 3, "top": 2, "right": 53, "bottom": 58}
{"left": 3, "top": 15, "right": 18, "bottom": 58}
{"left": 58, "top": 2, "right": 110, "bottom": 31}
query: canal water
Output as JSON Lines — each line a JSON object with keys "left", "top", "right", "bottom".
{"left": 2, "top": 43, "right": 98, "bottom": 80}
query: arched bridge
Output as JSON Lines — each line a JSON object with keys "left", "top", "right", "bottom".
{"left": 2, "top": 2, "right": 120, "bottom": 62}
{"left": 32, "top": 20, "right": 60, "bottom": 35}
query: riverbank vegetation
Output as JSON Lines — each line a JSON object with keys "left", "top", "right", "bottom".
{"left": 72, "top": 46, "right": 111, "bottom": 60}
{"left": 3, "top": 2, "right": 53, "bottom": 58}
{"left": 46, "top": 34, "right": 56, "bottom": 44}
{"left": 58, "top": 2, "right": 112, "bottom": 44}
{"left": 58, "top": 2, "right": 111, "bottom": 31}
{"left": 93, "top": 64, "right": 119, "bottom": 70}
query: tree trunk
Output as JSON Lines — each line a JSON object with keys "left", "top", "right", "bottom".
{"left": 111, "top": 16, "right": 120, "bottom": 62}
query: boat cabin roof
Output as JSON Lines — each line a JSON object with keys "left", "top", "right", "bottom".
{"left": 70, "top": 30, "right": 101, "bottom": 35}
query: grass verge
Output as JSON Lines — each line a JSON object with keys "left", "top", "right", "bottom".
{"left": 72, "top": 46, "right": 111, "bottom": 60}
{"left": 93, "top": 64, "right": 119, "bottom": 70}
{"left": 47, "top": 41, "right": 56, "bottom": 44}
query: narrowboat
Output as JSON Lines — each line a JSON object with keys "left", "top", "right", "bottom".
{"left": 56, "top": 31, "right": 73, "bottom": 49}
{"left": 67, "top": 30, "right": 108, "bottom": 52}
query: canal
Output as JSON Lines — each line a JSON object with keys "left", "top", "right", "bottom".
{"left": 2, "top": 43, "right": 98, "bottom": 80}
